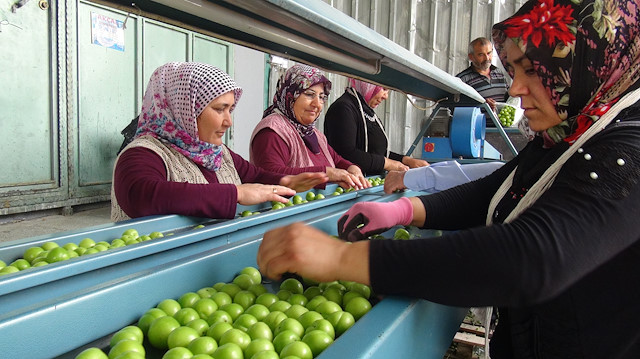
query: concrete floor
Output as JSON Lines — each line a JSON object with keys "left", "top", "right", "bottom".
{"left": 0, "top": 202, "right": 112, "bottom": 244}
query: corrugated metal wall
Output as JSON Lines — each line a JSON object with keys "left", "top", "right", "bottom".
{"left": 269, "top": 0, "right": 526, "bottom": 158}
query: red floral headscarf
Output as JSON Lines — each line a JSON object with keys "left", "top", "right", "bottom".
{"left": 492, "top": 0, "right": 640, "bottom": 145}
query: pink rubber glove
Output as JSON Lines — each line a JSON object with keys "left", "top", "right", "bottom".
{"left": 337, "top": 197, "right": 414, "bottom": 242}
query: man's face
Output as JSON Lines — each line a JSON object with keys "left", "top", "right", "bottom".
{"left": 469, "top": 42, "right": 493, "bottom": 71}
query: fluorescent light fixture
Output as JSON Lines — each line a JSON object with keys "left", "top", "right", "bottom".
{"left": 151, "top": 0, "right": 381, "bottom": 75}
{"left": 99, "top": 0, "right": 484, "bottom": 102}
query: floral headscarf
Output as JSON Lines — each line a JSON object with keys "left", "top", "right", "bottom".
{"left": 349, "top": 78, "right": 383, "bottom": 104}
{"left": 135, "top": 62, "right": 242, "bottom": 171}
{"left": 263, "top": 64, "right": 332, "bottom": 139}
{"left": 492, "top": 0, "right": 640, "bottom": 146}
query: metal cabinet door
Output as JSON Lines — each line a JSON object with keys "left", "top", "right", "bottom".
{"left": 193, "top": 35, "right": 232, "bottom": 73}
{"left": 0, "top": 0, "right": 59, "bottom": 193}
{"left": 141, "top": 21, "right": 189, "bottom": 90}
{"left": 76, "top": 3, "right": 138, "bottom": 197}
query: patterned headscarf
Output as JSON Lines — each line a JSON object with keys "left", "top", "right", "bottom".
{"left": 492, "top": 0, "right": 640, "bottom": 146}
{"left": 349, "top": 78, "right": 383, "bottom": 104}
{"left": 263, "top": 64, "right": 332, "bottom": 136}
{"left": 135, "top": 62, "right": 242, "bottom": 171}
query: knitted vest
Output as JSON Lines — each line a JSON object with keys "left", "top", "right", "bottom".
{"left": 250, "top": 112, "right": 335, "bottom": 168}
{"left": 110, "top": 135, "right": 241, "bottom": 222}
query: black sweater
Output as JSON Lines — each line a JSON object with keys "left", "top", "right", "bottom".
{"left": 370, "top": 103, "right": 640, "bottom": 358}
{"left": 324, "top": 91, "right": 404, "bottom": 175}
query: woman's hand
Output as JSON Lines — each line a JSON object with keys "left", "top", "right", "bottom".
{"left": 383, "top": 170, "right": 408, "bottom": 194}
{"left": 402, "top": 156, "right": 429, "bottom": 169}
{"left": 236, "top": 184, "right": 295, "bottom": 205}
{"left": 326, "top": 167, "right": 360, "bottom": 189}
{"left": 280, "top": 172, "right": 329, "bottom": 192}
{"left": 337, "top": 197, "right": 414, "bottom": 241}
{"left": 384, "top": 158, "right": 409, "bottom": 172}
{"left": 257, "top": 222, "right": 371, "bottom": 285}
{"left": 347, "top": 165, "right": 371, "bottom": 189}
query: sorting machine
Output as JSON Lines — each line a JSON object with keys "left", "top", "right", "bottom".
{"left": 0, "top": 185, "right": 466, "bottom": 359}
{"left": 418, "top": 106, "right": 505, "bottom": 162}
{"left": 0, "top": 185, "right": 369, "bottom": 312}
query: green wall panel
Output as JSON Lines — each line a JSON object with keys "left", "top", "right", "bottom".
{"left": 0, "top": 0, "right": 56, "bottom": 188}
{"left": 142, "top": 22, "right": 189, "bottom": 90}
{"left": 77, "top": 3, "right": 138, "bottom": 187}
{"left": 193, "top": 36, "right": 230, "bottom": 72}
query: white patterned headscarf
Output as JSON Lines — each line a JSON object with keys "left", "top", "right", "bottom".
{"left": 136, "top": 62, "right": 243, "bottom": 171}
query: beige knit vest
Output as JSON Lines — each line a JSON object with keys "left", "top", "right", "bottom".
{"left": 110, "top": 135, "right": 241, "bottom": 222}
{"left": 249, "top": 112, "right": 335, "bottom": 168}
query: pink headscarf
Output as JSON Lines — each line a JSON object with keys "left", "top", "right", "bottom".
{"left": 349, "top": 78, "right": 383, "bottom": 104}
{"left": 135, "top": 62, "right": 242, "bottom": 171}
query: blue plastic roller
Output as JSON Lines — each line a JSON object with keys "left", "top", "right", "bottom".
{"left": 450, "top": 107, "right": 486, "bottom": 158}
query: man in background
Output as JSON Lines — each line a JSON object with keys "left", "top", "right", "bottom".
{"left": 456, "top": 37, "right": 526, "bottom": 160}
{"left": 456, "top": 37, "right": 509, "bottom": 117}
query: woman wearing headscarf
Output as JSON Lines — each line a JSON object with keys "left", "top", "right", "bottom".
{"left": 324, "top": 79, "right": 428, "bottom": 175}
{"left": 111, "top": 62, "right": 327, "bottom": 221}
{"left": 257, "top": 0, "right": 640, "bottom": 357}
{"left": 250, "top": 64, "right": 370, "bottom": 190}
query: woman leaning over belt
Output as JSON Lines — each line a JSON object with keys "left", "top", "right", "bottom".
{"left": 249, "top": 64, "right": 370, "bottom": 190}
{"left": 324, "top": 78, "right": 428, "bottom": 175}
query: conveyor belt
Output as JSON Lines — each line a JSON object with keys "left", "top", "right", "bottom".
{"left": 0, "top": 204, "right": 466, "bottom": 359}
{"left": 0, "top": 186, "right": 392, "bottom": 312}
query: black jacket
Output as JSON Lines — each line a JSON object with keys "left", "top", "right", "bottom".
{"left": 370, "top": 101, "right": 640, "bottom": 358}
{"left": 324, "top": 91, "right": 403, "bottom": 175}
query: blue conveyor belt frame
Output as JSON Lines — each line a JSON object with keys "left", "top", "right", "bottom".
{"left": 0, "top": 199, "right": 466, "bottom": 359}
{"left": 0, "top": 185, "right": 383, "bottom": 312}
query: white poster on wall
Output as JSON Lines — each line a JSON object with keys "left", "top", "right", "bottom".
{"left": 90, "top": 12, "right": 125, "bottom": 52}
